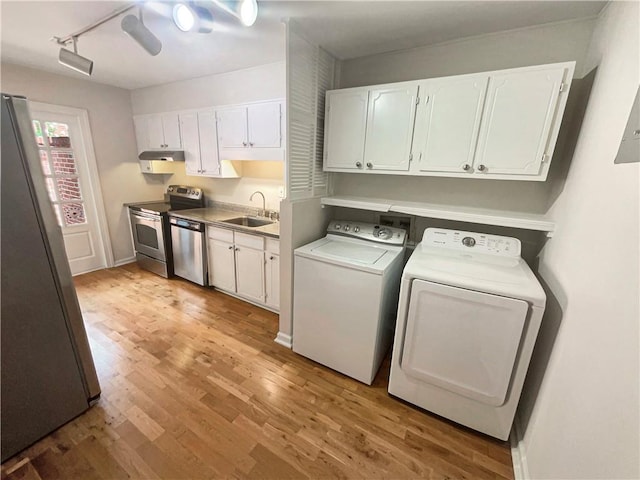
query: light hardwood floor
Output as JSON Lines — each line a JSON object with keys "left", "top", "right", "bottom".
{"left": 1, "top": 264, "right": 514, "bottom": 480}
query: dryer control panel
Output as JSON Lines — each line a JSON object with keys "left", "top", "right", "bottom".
{"left": 328, "top": 221, "right": 407, "bottom": 246}
{"left": 422, "top": 228, "right": 521, "bottom": 257}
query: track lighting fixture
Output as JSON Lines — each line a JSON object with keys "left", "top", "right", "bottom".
{"left": 208, "top": 0, "right": 259, "bottom": 27}
{"left": 172, "top": 3, "right": 214, "bottom": 33}
{"left": 121, "top": 9, "right": 162, "bottom": 56}
{"left": 58, "top": 37, "right": 93, "bottom": 76}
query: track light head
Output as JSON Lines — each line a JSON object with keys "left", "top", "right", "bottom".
{"left": 58, "top": 37, "right": 93, "bottom": 76}
{"left": 239, "top": 0, "right": 258, "bottom": 27}
{"left": 172, "top": 3, "right": 214, "bottom": 33}
{"left": 121, "top": 14, "right": 162, "bottom": 56}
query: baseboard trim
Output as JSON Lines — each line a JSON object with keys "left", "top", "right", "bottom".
{"left": 114, "top": 257, "right": 136, "bottom": 267}
{"left": 274, "top": 331, "right": 292, "bottom": 349}
{"left": 510, "top": 416, "right": 529, "bottom": 480}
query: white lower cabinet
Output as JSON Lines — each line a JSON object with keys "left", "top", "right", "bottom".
{"left": 265, "top": 238, "right": 280, "bottom": 310}
{"left": 207, "top": 226, "right": 279, "bottom": 312}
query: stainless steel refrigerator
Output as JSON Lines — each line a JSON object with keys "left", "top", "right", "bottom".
{"left": 1, "top": 94, "right": 101, "bottom": 461}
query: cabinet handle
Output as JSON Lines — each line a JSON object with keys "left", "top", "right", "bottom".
{"left": 355, "top": 162, "right": 362, "bottom": 168}
{"left": 235, "top": 247, "right": 239, "bottom": 251}
{"left": 249, "top": 142, "right": 254, "bottom": 147}
{"left": 366, "top": 162, "right": 373, "bottom": 169}
{"left": 242, "top": 142, "right": 247, "bottom": 147}
{"left": 228, "top": 246, "right": 233, "bottom": 250}
{"left": 269, "top": 256, "right": 274, "bottom": 260}
{"left": 462, "top": 164, "right": 471, "bottom": 171}
{"left": 477, "top": 164, "right": 487, "bottom": 172}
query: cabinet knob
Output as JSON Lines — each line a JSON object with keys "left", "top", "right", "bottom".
{"left": 228, "top": 245, "right": 233, "bottom": 250}
{"left": 235, "top": 247, "right": 239, "bottom": 251}
{"left": 366, "top": 162, "right": 373, "bottom": 169}
{"left": 462, "top": 164, "right": 471, "bottom": 171}
{"left": 269, "top": 256, "right": 274, "bottom": 260}
{"left": 477, "top": 164, "right": 487, "bottom": 172}
{"left": 242, "top": 141, "right": 248, "bottom": 147}
{"left": 355, "top": 162, "right": 362, "bottom": 168}
{"left": 249, "top": 142, "right": 254, "bottom": 147}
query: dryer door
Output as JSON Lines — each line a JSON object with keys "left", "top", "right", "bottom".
{"left": 401, "top": 279, "right": 527, "bottom": 406}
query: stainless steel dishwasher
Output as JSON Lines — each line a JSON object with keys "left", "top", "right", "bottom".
{"left": 169, "top": 216, "right": 207, "bottom": 286}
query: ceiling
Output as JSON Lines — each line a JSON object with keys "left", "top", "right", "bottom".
{"left": 1, "top": 1, "right": 606, "bottom": 90}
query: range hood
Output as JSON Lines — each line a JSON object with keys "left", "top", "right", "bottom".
{"left": 138, "top": 150, "right": 184, "bottom": 161}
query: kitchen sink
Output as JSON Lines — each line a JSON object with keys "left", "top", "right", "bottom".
{"left": 222, "top": 216, "right": 274, "bottom": 228}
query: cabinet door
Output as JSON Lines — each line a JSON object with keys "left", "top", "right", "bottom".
{"left": 208, "top": 239, "right": 236, "bottom": 292}
{"left": 161, "top": 113, "right": 182, "bottom": 149}
{"left": 363, "top": 84, "right": 418, "bottom": 171}
{"left": 147, "top": 115, "right": 165, "bottom": 149}
{"left": 217, "top": 107, "right": 248, "bottom": 148}
{"left": 247, "top": 102, "right": 281, "bottom": 148}
{"left": 197, "top": 110, "right": 221, "bottom": 176}
{"left": 324, "top": 89, "right": 369, "bottom": 170}
{"left": 235, "top": 246, "right": 264, "bottom": 303}
{"left": 419, "top": 76, "right": 488, "bottom": 173}
{"left": 265, "top": 253, "right": 279, "bottom": 310}
{"left": 474, "top": 66, "right": 565, "bottom": 176}
{"left": 179, "top": 112, "right": 201, "bottom": 175}
{"left": 133, "top": 116, "right": 149, "bottom": 153}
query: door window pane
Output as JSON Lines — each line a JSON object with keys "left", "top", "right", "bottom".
{"left": 32, "top": 120, "right": 45, "bottom": 146}
{"left": 51, "top": 150, "right": 77, "bottom": 175}
{"left": 56, "top": 178, "right": 82, "bottom": 200}
{"left": 61, "top": 203, "right": 86, "bottom": 225}
{"left": 39, "top": 150, "right": 51, "bottom": 175}
{"left": 45, "top": 122, "right": 71, "bottom": 148}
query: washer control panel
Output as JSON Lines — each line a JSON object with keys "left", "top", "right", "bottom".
{"left": 422, "top": 228, "right": 521, "bottom": 257}
{"left": 328, "top": 221, "right": 406, "bottom": 245}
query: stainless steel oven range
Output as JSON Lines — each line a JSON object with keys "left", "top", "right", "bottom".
{"left": 128, "top": 185, "right": 204, "bottom": 277}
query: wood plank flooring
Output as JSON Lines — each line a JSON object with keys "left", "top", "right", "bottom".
{"left": 1, "top": 263, "right": 514, "bottom": 479}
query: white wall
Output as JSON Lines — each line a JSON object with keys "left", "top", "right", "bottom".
{"left": 334, "top": 17, "right": 597, "bottom": 213}
{"left": 0, "top": 62, "right": 165, "bottom": 264}
{"left": 130, "top": 61, "right": 286, "bottom": 211}
{"left": 518, "top": 3, "right": 640, "bottom": 479}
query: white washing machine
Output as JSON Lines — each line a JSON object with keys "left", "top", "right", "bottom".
{"left": 388, "top": 228, "right": 546, "bottom": 440}
{"left": 293, "top": 221, "right": 406, "bottom": 385}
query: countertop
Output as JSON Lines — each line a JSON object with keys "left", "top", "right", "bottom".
{"left": 168, "top": 208, "right": 280, "bottom": 238}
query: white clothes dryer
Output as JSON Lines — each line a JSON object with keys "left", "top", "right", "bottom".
{"left": 388, "top": 228, "right": 546, "bottom": 440}
{"left": 294, "top": 221, "right": 406, "bottom": 385}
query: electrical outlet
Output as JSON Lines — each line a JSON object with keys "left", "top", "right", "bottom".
{"left": 278, "top": 186, "right": 285, "bottom": 199}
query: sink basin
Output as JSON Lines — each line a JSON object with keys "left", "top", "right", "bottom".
{"left": 222, "top": 216, "right": 274, "bottom": 228}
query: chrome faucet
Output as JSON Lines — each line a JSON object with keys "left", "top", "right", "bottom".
{"left": 250, "top": 191, "right": 266, "bottom": 217}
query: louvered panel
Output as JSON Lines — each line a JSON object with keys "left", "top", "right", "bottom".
{"left": 287, "top": 28, "right": 337, "bottom": 199}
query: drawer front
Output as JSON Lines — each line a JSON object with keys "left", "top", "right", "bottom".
{"left": 208, "top": 225, "right": 234, "bottom": 243}
{"left": 235, "top": 231, "right": 264, "bottom": 249}
{"left": 265, "top": 238, "right": 280, "bottom": 254}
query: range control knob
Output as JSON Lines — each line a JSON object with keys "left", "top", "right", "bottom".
{"left": 377, "top": 228, "right": 393, "bottom": 240}
{"left": 354, "top": 226, "right": 360, "bottom": 233}
{"left": 334, "top": 223, "right": 341, "bottom": 230}
{"left": 343, "top": 225, "right": 350, "bottom": 232}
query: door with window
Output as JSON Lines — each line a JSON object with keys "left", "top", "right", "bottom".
{"left": 30, "top": 105, "right": 108, "bottom": 275}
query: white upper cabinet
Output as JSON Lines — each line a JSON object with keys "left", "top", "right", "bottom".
{"left": 247, "top": 102, "right": 282, "bottom": 148}
{"left": 364, "top": 85, "right": 418, "bottom": 172}
{"left": 217, "top": 100, "right": 284, "bottom": 161}
{"left": 473, "top": 66, "right": 566, "bottom": 177}
{"left": 324, "top": 89, "right": 369, "bottom": 170}
{"left": 324, "top": 82, "right": 419, "bottom": 173}
{"left": 418, "top": 76, "right": 489, "bottom": 174}
{"left": 180, "top": 112, "right": 201, "bottom": 175}
{"left": 323, "top": 61, "right": 575, "bottom": 181}
{"left": 217, "top": 107, "right": 247, "bottom": 148}
{"left": 179, "top": 109, "right": 240, "bottom": 178}
{"left": 133, "top": 113, "right": 182, "bottom": 151}
{"left": 161, "top": 113, "right": 182, "bottom": 149}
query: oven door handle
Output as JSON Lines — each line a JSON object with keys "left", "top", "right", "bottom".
{"left": 130, "top": 211, "right": 162, "bottom": 222}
